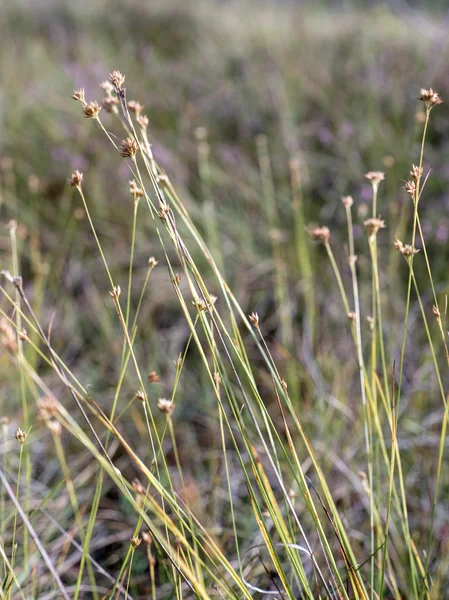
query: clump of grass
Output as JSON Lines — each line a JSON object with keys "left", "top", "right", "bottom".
{"left": 0, "top": 66, "right": 448, "bottom": 600}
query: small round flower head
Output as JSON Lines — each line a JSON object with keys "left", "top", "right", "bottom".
{"left": 403, "top": 180, "right": 416, "bottom": 198}
{"left": 109, "top": 70, "right": 125, "bottom": 89}
{"left": 127, "top": 100, "right": 144, "bottom": 115}
{"left": 307, "top": 225, "right": 330, "bottom": 244}
{"left": 136, "top": 115, "right": 149, "bottom": 130}
{"left": 249, "top": 312, "right": 259, "bottom": 328}
{"left": 132, "top": 478, "right": 146, "bottom": 495}
{"left": 364, "top": 171, "right": 385, "bottom": 188}
{"left": 341, "top": 195, "right": 353, "bottom": 208}
{"left": 102, "top": 96, "right": 119, "bottom": 113}
{"left": 135, "top": 389, "right": 146, "bottom": 403}
{"left": 0, "top": 317, "right": 18, "bottom": 354}
{"left": 130, "top": 536, "right": 142, "bottom": 548}
{"left": 72, "top": 88, "right": 86, "bottom": 104}
{"left": 410, "top": 165, "right": 423, "bottom": 182}
{"left": 148, "top": 257, "right": 158, "bottom": 268}
{"left": 147, "top": 371, "right": 160, "bottom": 384}
{"left": 364, "top": 217, "right": 385, "bottom": 238}
{"left": 393, "top": 238, "right": 419, "bottom": 257}
{"left": 83, "top": 101, "right": 101, "bottom": 119}
{"left": 129, "top": 180, "right": 144, "bottom": 198}
{"left": 119, "top": 138, "right": 139, "bottom": 158}
{"left": 347, "top": 311, "right": 356, "bottom": 321}
{"left": 68, "top": 170, "right": 83, "bottom": 187}
{"left": 14, "top": 428, "right": 27, "bottom": 444}
{"left": 418, "top": 88, "right": 442, "bottom": 108}
{"left": 99, "top": 80, "right": 114, "bottom": 94}
{"left": 157, "top": 398, "right": 175, "bottom": 415}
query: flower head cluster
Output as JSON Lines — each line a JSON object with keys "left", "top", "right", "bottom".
{"left": 393, "top": 238, "right": 419, "bottom": 258}
{"left": 417, "top": 88, "right": 442, "bottom": 109}
{"left": 364, "top": 217, "right": 385, "bottom": 238}
{"left": 307, "top": 225, "right": 330, "bottom": 244}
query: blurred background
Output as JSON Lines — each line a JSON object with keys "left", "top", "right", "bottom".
{"left": 2, "top": 0, "right": 449, "bottom": 596}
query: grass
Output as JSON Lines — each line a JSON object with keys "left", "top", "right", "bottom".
{"left": 1, "top": 1, "right": 449, "bottom": 598}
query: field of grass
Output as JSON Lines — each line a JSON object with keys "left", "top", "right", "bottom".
{"left": 2, "top": 0, "right": 449, "bottom": 598}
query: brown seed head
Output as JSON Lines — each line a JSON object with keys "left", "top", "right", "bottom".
{"left": 127, "top": 100, "right": 144, "bottom": 115}
{"left": 72, "top": 88, "right": 86, "bottom": 104}
{"left": 433, "top": 305, "right": 441, "bottom": 320}
{"left": 410, "top": 165, "right": 423, "bottom": 181}
{"left": 109, "top": 285, "right": 121, "bottom": 299}
{"left": 364, "top": 217, "right": 385, "bottom": 238}
{"left": 68, "top": 170, "right": 83, "bottom": 187}
{"left": 119, "top": 137, "right": 139, "bottom": 158}
{"left": 130, "top": 536, "right": 142, "bottom": 548}
{"left": 393, "top": 238, "right": 419, "bottom": 257}
{"left": 141, "top": 531, "right": 152, "bottom": 546}
{"left": 157, "top": 398, "right": 175, "bottom": 415}
{"left": 132, "top": 478, "right": 146, "bottom": 495}
{"left": 135, "top": 390, "right": 146, "bottom": 403}
{"left": 193, "top": 297, "right": 208, "bottom": 312}
{"left": 109, "top": 70, "right": 125, "bottom": 89}
{"left": 18, "top": 328, "right": 28, "bottom": 342}
{"left": 47, "top": 420, "right": 62, "bottom": 437}
{"left": 307, "top": 225, "right": 330, "bottom": 244}
{"left": 249, "top": 312, "right": 259, "bottom": 328}
{"left": 148, "top": 371, "right": 160, "bottom": 384}
{"left": 418, "top": 88, "right": 442, "bottom": 108}
{"left": 83, "top": 101, "right": 101, "bottom": 119}
{"left": 403, "top": 180, "right": 416, "bottom": 197}
{"left": 137, "top": 114, "right": 149, "bottom": 129}
{"left": 99, "top": 80, "right": 114, "bottom": 94}
{"left": 129, "top": 180, "right": 144, "bottom": 198}
{"left": 38, "top": 396, "right": 58, "bottom": 419}
{"left": 14, "top": 428, "right": 27, "bottom": 444}
{"left": 364, "top": 171, "right": 385, "bottom": 186}
{"left": 0, "top": 318, "right": 18, "bottom": 354}
{"left": 347, "top": 311, "right": 356, "bottom": 321}
{"left": 102, "top": 96, "right": 119, "bottom": 113}
{"left": 341, "top": 195, "right": 353, "bottom": 208}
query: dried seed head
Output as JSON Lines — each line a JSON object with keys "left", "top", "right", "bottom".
{"left": 119, "top": 137, "right": 139, "bottom": 158}
{"left": 102, "top": 96, "right": 119, "bottom": 113}
{"left": 148, "top": 371, "right": 160, "bottom": 384}
{"left": 433, "top": 305, "right": 441, "bottom": 320}
{"left": 148, "top": 257, "right": 158, "bottom": 268}
{"left": 109, "top": 70, "right": 125, "bottom": 89}
{"left": 129, "top": 180, "right": 144, "bottom": 198}
{"left": 214, "top": 371, "right": 221, "bottom": 387}
{"left": 135, "top": 390, "right": 146, "bottom": 403}
{"left": 249, "top": 312, "right": 259, "bottom": 328}
{"left": 193, "top": 297, "right": 208, "bottom": 312}
{"left": 18, "top": 329, "right": 28, "bottom": 342}
{"left": 83, "top": 101, "right": 101, "bottom": 119}
{"left": 347, "top": 311, "right": 356, "bottom": 321}
{"left": 14, "top": 428, "right": 27, "bottom": 444}
{"left": 307, "top": 225, "right": 330, "bottom": 244}
{"left": 72, "top": 88, "right": 86, "bottom": 104}
{"left": 130, "top": 536, "right": 142, "bottom": 548}
{"left": 403, "top": 180, "right": 416, "bottom": 197}
{"left": 281, "top": 379, "right": 288, "bottom": 392}
{"left": 68, "top": 170, "right": 83, "bottom": 187}
{"left": 141, "top": 531, "right": 152, "bottom": 546}
{"left": 47, "top": 420, "right": 62, "bottom": 437}
{"left": 0, "top": 317, "right": 18, "bottom": 354}
{"left": 341, "top": 195, "right": 353, "bottom": 208}
{"left": 99, "top": 80, "right": 114, "bottom": 94}
{"left": 132, "top": 478, "right": 146, "bottom": 495}
{"left": 127, "top": 100, "right": 144, "bottom": 115}
{"left": 393, "top": 238, "right": 420, "bottom": 257}
{"left": 137, "top": 114, "right": 149, "bottom": 129}
{"left": 418, "top": 88, "right": 442, "bottom": 108}
{"left": 410, "top": 165, "right": 423, "bottom": 181}
{"left": 109, "top": 285, "right": 121, "bottom": 299}
{"left": 364, "top": 217, "right": 385, "bottom": 238}
{"left": 364, "top": 171, "right": 385, "bottom": 187}
{"left": 157, "top": 398, "right": 175, "bottom": 415}
{"left": 38, "top": 396, "right": 58, "bottom": 419}
{"left": 172, "top": 273, "right": 182, "bottom": 285}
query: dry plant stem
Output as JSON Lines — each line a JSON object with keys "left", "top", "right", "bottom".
{"left": 0, "top": 467, "right": 70, "bottom": 600}
{"left": 0, "top": 543, "right": 26, "bottom": 600}
{"left": 344, "top": 205, "right": 374, "bottom": 597}
{"left": 10, "top": 443, "right": 24, "bottom": 578}
{"left": 395, "top": 107, "right": 431, "bottom": 599}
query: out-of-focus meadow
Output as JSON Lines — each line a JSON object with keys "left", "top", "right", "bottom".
{"left": 2, "top": 0, "right": 449, "bottom": 598}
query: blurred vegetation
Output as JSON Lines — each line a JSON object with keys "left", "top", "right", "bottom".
{"left": 1, "top": 0, "right": 449, "bottom": 597}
